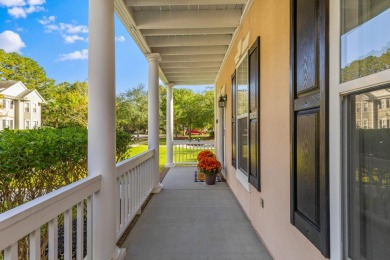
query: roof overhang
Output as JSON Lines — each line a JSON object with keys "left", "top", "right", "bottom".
{"left": 115, "top": 0, "right": 252, "bottom": 86}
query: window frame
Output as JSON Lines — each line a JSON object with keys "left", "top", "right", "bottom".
{"left": 25, "top": 120, "right": 30, "bottom": 129}
{"left": 234, "top": 53, "right": 250, "bottom": 192}
{"left": 329, "top": 1, "right": 390, "bottom": 258}
{"left": 25, "top": 102, "right": 30, "bottom": 112}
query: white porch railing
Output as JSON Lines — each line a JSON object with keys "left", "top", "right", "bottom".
{"left": 0, "top": 149, "right": 156, "bottom": 259}
{"left": 115, "top": 149, "right": 155, "bottom": 241}
{"left": 0, "top": 175, "right": 101, "bottom": 260}
{"left": 173, "top": 140, "right": 215, "bottom": 165}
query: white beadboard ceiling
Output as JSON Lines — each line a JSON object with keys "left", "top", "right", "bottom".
{"left": 115, "top": 0, "right": 251, "bottom": 86}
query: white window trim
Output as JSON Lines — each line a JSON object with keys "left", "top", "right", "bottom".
{"left": 330, "top": 1, "right": 390, "bottom": 259}
{"left": 234, "top": 50, "right": 251, "bottom": 193}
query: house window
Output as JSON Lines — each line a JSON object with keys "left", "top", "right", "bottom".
{"left": 2, "top": 119, "right": 13, "bottom": 129}
{"left": 381, "top": 118, "right": 387, "bottom": 128}
{"left": 341, "top": 1, "right": 390, "bottom": 259}
{"left": 363, "top": 119, "right": 368, "bottom": 129}
{"left": 363, "top": 102, "right": 368, "bottom": 112}
{"left": 356, "top": 102, "right": 361, "bottom": 112}
{"left": 236, "top": 55, "right": 249, "bottom": 175}
{"left": 347, "top": 89, "right": 390, "bottom": 259}
{"left": 2, "top": 99, "right": 13, "bottom": 109}
{"left": 232, "top": 37, "right": 261, "bottom": 191}
{"left": 341, "top": 1, "right": 390, "bottom": 83}
{"left": 33, "top": 103, "right": 37, "bottom": 113}
{"left": 25, "top": 102, "right": 30, "bottom": 112}
{"left": 356, "top": 120, "right": 361, "bottom": 128}
{"left": 34, "top": 121, "right": 39, "bottom": 128}
{"left": 25, "top": 120, "right": 30, "bottom": 129}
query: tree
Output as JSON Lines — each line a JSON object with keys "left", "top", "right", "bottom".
{"left": 173, "top": 88, "right": 215, "bottom": 137}
{"left": 116, "top": 84, "right": 148, "bottom": 136}
{"left": 0, "top": 49, "right": 55, "bottom": 94}
{"left": 42, "top": 81, "right": 88, "bottom": 128}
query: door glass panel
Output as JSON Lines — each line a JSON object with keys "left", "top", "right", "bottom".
{"left": 341, "top": 0, "right": 390, "bottom": 83}
{"left": 348, "top": 88, "right": 390, "bottom": 259}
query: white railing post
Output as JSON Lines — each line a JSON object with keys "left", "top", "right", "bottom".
{"left": 88, "top": 0, "right": 125, "bottom": 258}
{"left": 147, "top": 53, "right": 163, "bottom": 193}
{"left": 166, "top": 83, "right": 174, "bottom": 167}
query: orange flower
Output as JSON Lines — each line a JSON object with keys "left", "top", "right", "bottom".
{"left": 197, "top": 157, "right": 221, "bottom": 175}
{"left": 197, "top": 150, "right": 215, "bottom": 161}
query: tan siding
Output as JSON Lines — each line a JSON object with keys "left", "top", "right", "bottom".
{"left": 215, "top": 0, "right": 326, "bottom": 259}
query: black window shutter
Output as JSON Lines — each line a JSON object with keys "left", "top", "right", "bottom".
{"left": 248, "top": 37, "right": 261, "bottom": 191}
{"left": 290, "top": 0, "right": 329, "bottom": 257}
{"left": 232, "top": 71, "right": 237, "bottom": 168}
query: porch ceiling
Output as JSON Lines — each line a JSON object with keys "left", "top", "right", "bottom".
{"left": 115, "top": 0, "right": 251, "bottom": 86}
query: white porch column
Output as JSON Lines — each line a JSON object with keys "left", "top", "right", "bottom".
{"left": 166, "top": 83, "right": 174, "bottom": 167}
{"left": 88, "top": 0, "right": 125, "bottom": 259}
{"left": 147, "top": 53, "right": 163, "bottom": 193}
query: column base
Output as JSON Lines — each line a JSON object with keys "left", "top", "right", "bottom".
{"left": 165, "top": 163, "right": 175, "bottom": 168}
{"left": 152, "top": 183, "right": 163, "bottom": 193}
{"left": 111, "top": 247, "right": 126, "bottom": 260}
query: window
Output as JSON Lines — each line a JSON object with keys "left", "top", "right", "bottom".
{"left": 33, "top": 103, "right": 37, "bottom": 113}
{"left": 356, "top": 120, "right": 361, "bottom": 128}
{"left": 356, "top": 102, "right": 361, "bottom": 112}
{"left": 348, "top": 89, "right": 390, "bottom": 259}
{"left": 10, "top": 101, "right": 13, "bottom": 109}
{"left": 236, "top": 55, "right": 249, "bottom": 175}
{"left": 25, "top": 120, "right": 30, "bottom": 129}
{"left": 363, "top": 102, "right": 368, "bottom": 112}
{"left": 232, "top": 37, "right": 261, "bottom": 191}
{"left": 34, "top": 121, "right": 39, "bottom": 128}
{"left": 2, "top": 119, "right": 13, "bottom": 129}
{"left": 25, "top": 102, "right": 30, "bottom": 112}
{"left": 363, "top": 119, "right": 368, "bottom": 129}
{"left": 381, "top": 118, "right": 387, "bottom": 128}
{"left": 380, "top": 99, "right": 386, "bottom": 109}
{"left": 2, "top": 99, "right": 13, "bottom": 109}
{"left": 341, "top": 1, "right": 390, "bottom": 83}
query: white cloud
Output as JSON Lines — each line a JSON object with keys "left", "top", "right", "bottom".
{"left": 63, "top": 35, "right": 85, "bottom": 44}
{"left": 1, "top": 0, "right": 45, "bottom": 18}
{"left": 38, "top": 15, "right": 55, "bottom": 25}
{"left": 0, "top": 0, "right": 25, "bottom": 7}
{"left": 28, "top": 0, "right": 45, "bottom": 5}
{"left": 39, "top": 17, "right": 88, "bottom": 44}
{"left": 115, "top": 35, "right": 125, "bottom": 42}
{"left": 0, "top": 30, "right": 26, "bottom": 53}
{"left": 59, "top": 49, "right": 88, "bottom": 61}
{"left": 8, "top": 7, "right": 26, "bottom": 18}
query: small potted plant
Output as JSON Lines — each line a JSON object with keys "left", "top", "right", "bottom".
{"left": 197, "top": 156, "right": 222, "bottom": 185}
{"left": 196, "top": 150, "right": 215, "bottom": 181}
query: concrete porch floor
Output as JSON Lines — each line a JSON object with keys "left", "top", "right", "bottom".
{"left": 122, "top": 167, "right": 272, "bottom": 260}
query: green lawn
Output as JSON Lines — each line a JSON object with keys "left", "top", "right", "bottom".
{"left": 127, "top": 138, "right": 214, "bottom": 172}
{"left": 128, "top": 142, "right": 167, "bottom": 172}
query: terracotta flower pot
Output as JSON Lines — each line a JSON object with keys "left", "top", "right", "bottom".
{"left": 205, "top": 174, "right": 216, "bottom": 185}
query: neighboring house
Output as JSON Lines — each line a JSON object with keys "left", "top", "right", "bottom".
{"left": 355, "top": 89, "right": 390, "bottom": 129}
{"left": 0, "top": 81, "right": 46, "bottom": 131}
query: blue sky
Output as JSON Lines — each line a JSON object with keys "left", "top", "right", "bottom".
{"left": 0, "top": 0, "right": 210, "bottom": 94}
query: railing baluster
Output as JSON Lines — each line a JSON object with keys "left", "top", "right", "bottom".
{"left": 120, "top": 176, "right": 125, "bottom": 229}
{"left": 116, "top": 177, "right": 120, "bottom": 233}
{"left": 77, "top": 202, "right": 84, "bottom": 260}
{"left": 48, "top": 217, "right": 58, "bottom": 260}
{"left": 124, "top": 173, "right": 128, "bottom": 224}
{"left": 87, "top": 196, "right": 93, "bottom": 260}
{"left": 64, "top": 208, "right": 73, "bottom": 260}
{"left": 4, "top": 242, "right": 18, "bottom": 260}
{"left": 30, "top": 228, "right": 40, "bottom": 260}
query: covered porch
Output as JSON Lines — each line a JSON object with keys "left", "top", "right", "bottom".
{"left": 120, "top": 167, "right": 271, "bottom": 260}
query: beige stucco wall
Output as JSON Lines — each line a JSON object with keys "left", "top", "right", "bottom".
{"left": 215, "top": 1, "right": 327, "bottom": 259}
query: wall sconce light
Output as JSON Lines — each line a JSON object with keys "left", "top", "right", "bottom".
{"left": 218, "top": 95, "right": 227, "bottom": 107}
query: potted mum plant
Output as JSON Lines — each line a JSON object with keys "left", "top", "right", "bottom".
{"left": 196, "top": 150, "right": 215, "bottom": 181}
{"left": 197, "top": 156, "right": 222, "bottom": 185}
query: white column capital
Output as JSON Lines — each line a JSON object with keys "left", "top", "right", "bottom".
{"left": 146, "top": 53, "right": 161, "bottom": 62}
{"left": 166, "top": 83, "right": 174, "bottom": 88}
